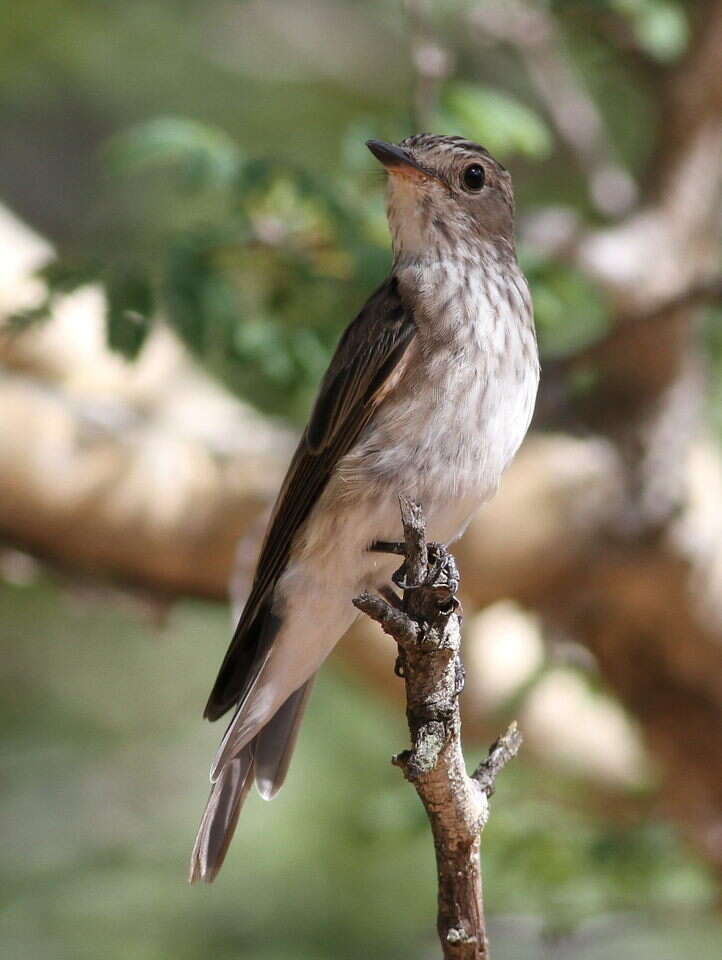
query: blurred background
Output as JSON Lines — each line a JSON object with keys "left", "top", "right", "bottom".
{"left": 2, "top": 1, "right": 722, "bottom": 958}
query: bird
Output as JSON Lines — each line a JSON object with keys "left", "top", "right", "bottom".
{"left": 189, "top": 134, "right": 539, "bottom": 883}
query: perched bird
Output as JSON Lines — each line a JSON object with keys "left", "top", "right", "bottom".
{"left": 190, "top": 134, "right": 539, "bottom": 882}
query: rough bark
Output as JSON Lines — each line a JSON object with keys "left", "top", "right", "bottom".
{"left": 354, "top": 498, "right": 521, "bottom": 959}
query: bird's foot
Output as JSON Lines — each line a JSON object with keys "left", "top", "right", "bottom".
{"left": 426, "top": 542, "right": 460, "bottom": 596}
{"left": 392, "top": 541, "right": 460, "bottom": 601}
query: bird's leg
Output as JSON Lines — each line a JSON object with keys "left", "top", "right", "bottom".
{"left": 426, "top": 542, "right": 460, "bottom": 598}
{"left": 371, "top": 539, "right": 425, "bottom": 592}
{"left": 396, "top": 540, "right": 462, "bottom": 621}
{"left": 424, "top": 541, "right": 446, "bottom": 586}
{"left": 370, "top": 540, "right": 406, "bottom": 555}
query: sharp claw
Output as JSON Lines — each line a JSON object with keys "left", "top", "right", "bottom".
{"left": 392, "top": 573, "right": 424, "bottom": 591}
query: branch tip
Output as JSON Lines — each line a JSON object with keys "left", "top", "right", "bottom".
{"left": 472, "top": 721, "right": 523, "bottom": 797}
{"left": 352, "top": 591, "right": 418, "bottom": 645}
{"left": 398, "top": 494, "right": 428, "bottom": 585}
{"left": 355, "top": 498, "right": 489, "bottom": 957}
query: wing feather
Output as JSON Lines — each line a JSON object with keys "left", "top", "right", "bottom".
{"left": 204, "top": 276, "right": 415, "bottom": 720}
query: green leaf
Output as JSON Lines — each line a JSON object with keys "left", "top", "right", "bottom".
{"left": 6, "top": 304, "right": 52, "bottom": 330}
{"left": 612, "top": 0, "right": 688, "bottom": 63}
{"left": 40, "top": 258, "right": 102, "bottom": 295}
{"left": 441, "top": 83, "right": 553, "bottom": 159}
{"left": 103, "top": 116, "right": 243, "bottom": 191}
{"left": 105, "top": 266, "right": 155, "bottom": 359}
{"left": 521, "top": 254, "right": 610, "bottom": 356}
{"left": 635, "top": 2, "right": 688, "bottom": 61}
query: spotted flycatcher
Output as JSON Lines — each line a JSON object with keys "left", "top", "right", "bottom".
{"left": 190, "top": 134, "right": 539, "bottom": 882}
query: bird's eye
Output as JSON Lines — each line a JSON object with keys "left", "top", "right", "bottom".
{"left": 462, "top": 163, "right": 485, "bottom": 192}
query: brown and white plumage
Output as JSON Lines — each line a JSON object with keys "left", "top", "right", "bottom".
{"left": 203, "top": 277, "right": 415, "bottom": 723}
{"left": 190, "top": 134, "right": 539, "bottom": 883}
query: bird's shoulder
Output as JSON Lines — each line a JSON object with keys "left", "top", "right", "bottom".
{"left": 305, "top": 275, "right": 416, "bottom": 453}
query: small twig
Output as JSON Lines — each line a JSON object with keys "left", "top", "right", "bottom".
{"left": 353, "top": 591, "right": 418, "bottom": 646}
{"left": 403, "top": 0, "right": 453, "bottom": 130}
{"left": 355, "top": 499, "right": 521, "bottom": 959}
{"left": 472, "top": 722, "right": 524, "bottom": 798}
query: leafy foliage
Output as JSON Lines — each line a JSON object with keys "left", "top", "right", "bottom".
{"left": 103, "top": 116, "right": 244, "bottom": 190}
{"left": 38, "top": 101, "right": 602, "bottom": 420}
{"left": 37, "top": 117, "right": 392, "bottom": 418}
{"left": 442, "top": 84, "right": 553, "bottom": 160}
{"left": 16, "top": 1, "right": 712, "bottom": 428}
{"left": 106, "top": 264, "right": 155, "bottom": 358}
{"left": 612, "top": 0, "right": 689, "bottom": 61}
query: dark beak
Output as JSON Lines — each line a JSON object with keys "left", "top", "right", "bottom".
{"left": 366, "top": 139, "right": 427, "bottom": 175}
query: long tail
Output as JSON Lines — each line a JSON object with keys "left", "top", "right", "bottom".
{"left": 189, "top": 746, "right": 255, "bottom": 883}
{"left": 189, "top": 675, "right": 316, "bottom": 883}
{"left": 255, "top": 676, "right": 315, "bottom": 800}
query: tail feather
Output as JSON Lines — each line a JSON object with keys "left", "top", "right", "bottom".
{"left": 189, "top": 745, "right": 255, "bottom": 883}
{"left": 255, "top": 676, "right": 316, "bottom": 801}
{"left": 191, "top": 677, "right": 317, "bottom": 882}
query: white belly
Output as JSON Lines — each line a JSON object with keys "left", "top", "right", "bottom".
{"left": 240, "top": 256, "right": 539, "bottom": 739}
{"left": 244, "top": 366, "right": 536, "bottom": 732}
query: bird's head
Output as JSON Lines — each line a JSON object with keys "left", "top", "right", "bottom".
{"left": 367, "top": 134, "right": 515, "bottom": 263}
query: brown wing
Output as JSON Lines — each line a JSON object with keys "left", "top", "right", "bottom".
{"left": 204, "top": 276, "right": 415, "bottom": 720}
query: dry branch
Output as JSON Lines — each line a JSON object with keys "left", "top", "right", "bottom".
{"left": 354, "top": 497, "right": 521, "bottom": 959}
